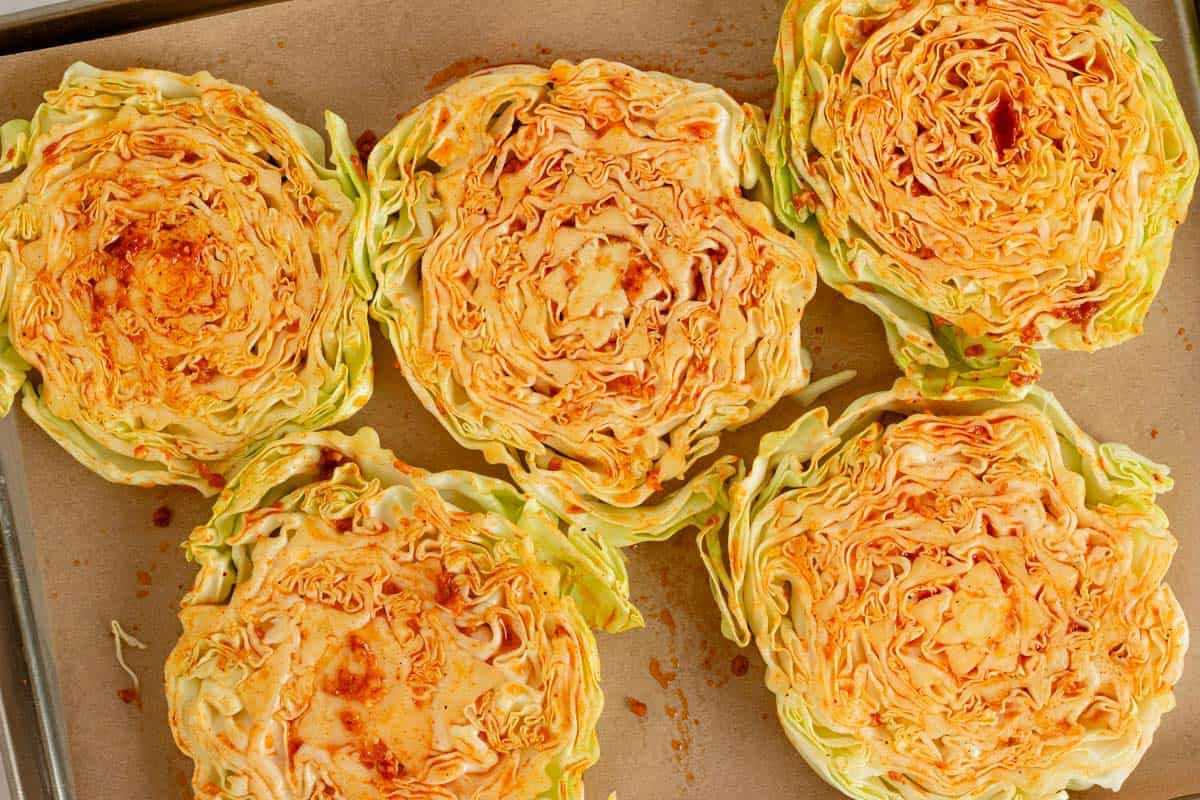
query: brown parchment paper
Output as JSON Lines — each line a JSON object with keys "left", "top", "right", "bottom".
{"left": 0, "top": 0, "right": 1195, "bottom": 797}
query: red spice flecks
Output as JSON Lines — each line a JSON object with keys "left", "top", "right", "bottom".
{"left": 628, "top": 697, "right": 648, "bottom": 717}
{"left": 1008, "top": 370, "right": 1037, "bottom": 387}
{"left": 116, "top": 687, "right": 140, "bottom": 706}
{"left": 620, "top": 255, "right": 656, "bottom": 296}
{"left": 331, "top": 517, "right": 354, "bottom": 532}
{"left": 188, "top": 357, "right": 217, "bottom": 384}
{"left": 605, "top": 374, "right": 653, "bottom": 399}
{"left": 1020, "top": 322, "right": 1041, "bottom": 344}
{"left": 730, "top": 654, "right": 750, "bottom": 677}
{"left": 105, "top": 228, "right": 152, "bottom": 263}
{"left": 988, "top": 94, "right": 1019, "bottom": 156}
{"left": 339, "top": 710, "right": 364, "bottom": 734}
{"left": 501, "top": 156, "right": 528, "bottom": 175}
{"left": 435, "top": 571, "right": 461, "bottom": 610}
{"left": 196, "top": 463, "right": 226, "bottom": 490}
{"left": 359, "top": 739, "right": 406, "bottom": 781}
{"left": 681, "top": 120, "right": 716, "bottom": 140}
{"left": 791, "top": 189, "right": 819, "bottom": 212}
{"left": 327, "top": 634, "right": 386, "bottom": 702}
{"left": 1054, "top": 301, "right": 1101, "bottom": 325}
{"left": 963, "top": 344, "right": 985, "bottom": 358}
{"left": 354, "top": 129, "right": 378, "bottom": 167}
{"left": 137, "top": 570, "right": 153, "bottom": 586}
{"left": 152, "top": 506, "right": 173, "bottom": 527}
{"left": 1150, "top": 428, "right": 1160, "bottom": 440}
{"left": 547, "top": 457, "right": 564, "bottom": 471}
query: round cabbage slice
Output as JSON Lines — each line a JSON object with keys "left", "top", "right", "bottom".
{"left": 166, "top": 427, "right": 637, "bottom": 800}
{"left": 768, "top": 0, "right": 1198, "bottom": 398}
{"left": 701, "top": 380, "right": 1186, "bottom": 800}
{"left": 0, "top": 63, "right": 373, "bottom": 493}
{"left": 366, "top": 58, "right": 825, "bottom": 543}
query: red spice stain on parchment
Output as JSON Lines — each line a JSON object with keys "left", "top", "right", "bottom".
{"left": 116, "top": 687, "right": 142, "bottom": 709}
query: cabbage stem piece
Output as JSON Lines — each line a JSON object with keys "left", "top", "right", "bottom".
{"left": 0, "top": 63, "right": 373, "bottom": 492}
{"left": 366, "top": 59, "right": 825, "bottom": 543}
{"left": 167, "top": 427, "right": 634, "bottom": 800}
{"left": 769, "top": 0, "right": 1198, "bottom": 398}
{"left": 702, "top": 379, "right": 1186, "bottom": 800}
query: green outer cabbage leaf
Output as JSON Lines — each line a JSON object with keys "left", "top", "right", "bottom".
{"left": 701, "top": 378, "right": 1186, "bottom": 800}
{"left": 0, "top": 62, "right": 373, "bottom": 493}
{"left": 767, "top": 0, "right": 1198, "bottom": 399}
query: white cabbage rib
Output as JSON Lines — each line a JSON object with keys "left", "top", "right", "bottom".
{"left": 769, "top": 0, "right": 1198, "bottom": 397}
{"left": 367, "top": 58, "right": 822, "bottom": 541}
{"left": 167, "top": 428, "right": 636, "bottom": 800}
{"left": 0, "top": 63, "right": 372, "bottom": 492}
{"left": 702, "top": 381, "right": 1186, "bottom": 800}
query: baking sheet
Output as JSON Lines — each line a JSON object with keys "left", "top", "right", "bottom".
{"left": 0, "top": 0, "right": 1196, "bottom": 797}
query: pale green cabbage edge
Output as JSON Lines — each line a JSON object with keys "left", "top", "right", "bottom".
{"left": 0, "top": 62, "right": 373, "bottom": 493}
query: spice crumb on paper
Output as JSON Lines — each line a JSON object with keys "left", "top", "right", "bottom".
{"left": 648, "top": 656, "right": 676, "bottom": 689}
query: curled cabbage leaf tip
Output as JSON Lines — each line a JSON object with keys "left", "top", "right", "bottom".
{"left": 365, "top": 58, "right": 826, "bottom": 544}
{"left": 166, "top": 427, "right": 637, "bottom": 800}
{"left": 768, "top": 0, "right": 1199, "bottom": 398}
{"left": 0, "top": 62, "right": 373, "bottom": 493}
{"left": 701, "top": 380, "right": 1186, "bottom": 800}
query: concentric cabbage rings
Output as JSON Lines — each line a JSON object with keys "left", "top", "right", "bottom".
{"left": 0, "top": 63, "right": 373, "bottom": 492}
{"left": 768, "top": 0, "right": 1198, "bottom": 398}
{"left": 366, "top": 58, "right": 827, "bottom": 543}
{"left": 702, "top": 379, "right": 1186, "bottom": 800}
{"left": 166, "top": 427, "right": 636, "bottom": 800}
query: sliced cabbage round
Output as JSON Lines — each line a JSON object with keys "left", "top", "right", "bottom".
{"left": 166, "top": 427, "right": 636, "bottom": 800}
{"left": 768, "top": 0, "right": 1198, "bottom": 398}
{"left": 0, "top": 63, "right": 372, "bottom": 492}
{"left": 702, "top": 379, "right": 1186, "bottom": 800}
{"left": 366, "top": 58, "right": 824, "bottom": 543}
